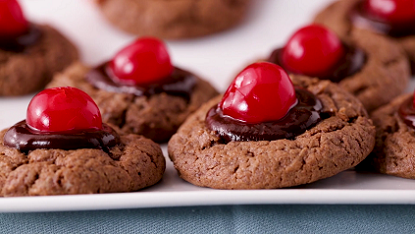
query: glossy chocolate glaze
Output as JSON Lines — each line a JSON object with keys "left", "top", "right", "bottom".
{"left": 267, "top": 46, "right": 366, "bottom": 83}
{"left": 398, "top": 96, "right": 415, "bottom": 129}
{"left": 0, "top": 25, "right": 42, "bottom": 52}
{"left": 205, "top": 88, "right": 323, "bottom": 142}
{"left": 85, "top": 63, "right": 197, "bottom": 99}
{"left": 3, "top": 121, "right": 120, "bottom": 153}
{"left": 351, "top": 2, "right": 415, "bottom": 37}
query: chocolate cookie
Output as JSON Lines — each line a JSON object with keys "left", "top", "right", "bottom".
{"left": 95, "top": 0, "right": 251, "bottom": 39}
{"left": 358, "top": 93, "right": 415, "bottom": 179}
{"left": 0, "top": 24, "right": 78, "bottom": 96}
{"left": 47, "top": 62, "right": 218, "bottom": 142}
{"left": 0, "top": 128, "right": 165, "bottom": 196}
{"left": 335, "top": 28, "right": 409, "bottom": 112}
{"left": 314, "top": 0, "right": 415, "bottom": 74}
{"left": 168, "top": 75, "right": 375, "bottom": 189}
{"left": 268, "top": 26, "right": 410, "bottom": 113}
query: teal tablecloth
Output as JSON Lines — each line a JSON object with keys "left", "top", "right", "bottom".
{"left": 1, "top": 205, "right": 414, "bottom": 233}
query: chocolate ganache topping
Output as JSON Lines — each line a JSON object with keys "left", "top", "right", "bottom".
{"left": 206, "top": 88, "right": 323, "bottom": 142}
{"left": 3, "top": 121, "right": 120, "bottom": 153}
{"left": 0, "top": 25, "right": 42, "bottom": 52}
{"left": 267, "top": 46, "right": 366, "bottom": 83}
{"left": 398, "top": 96, "right": 415, "bottom": 129}
{"left": 85, "top": 63, "right": 197, "bottom": 99}
{"left": 351, "top": 1, "right": 415, "bottom": 37}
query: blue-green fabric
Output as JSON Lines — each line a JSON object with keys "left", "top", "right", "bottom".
{"left": 1, "top": 205, "right": 414, "bottom": 233}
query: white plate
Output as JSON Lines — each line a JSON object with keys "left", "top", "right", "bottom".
{"left": 1, "top": 0, "right": 415, "bottom": 212}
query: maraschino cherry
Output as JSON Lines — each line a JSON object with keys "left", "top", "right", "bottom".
{"left": 281, "top": 24, "right": 345, "bottom": 77}
{"left": 219, "top": 62, "right": 297, "bottom": 124}
{"left": 26, "top": 87, "right": 102, "bottom": 132}
{"left": 0, "top": 0, "right": 29, "bottom": 38}
{"left": 108, "top": 37, "right": 173, "bottom": 86}
{"left": 364, "top": 0, "right": 415, "bottom": 25}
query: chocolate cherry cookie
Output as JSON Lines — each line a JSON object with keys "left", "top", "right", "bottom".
{"left": 168, "top": 62, "right": 375, "bottom": 189}
{"left": 314, "top": 0, "right": 415, "bottom": 74}
{"left": 95, "top": 0, "right": 251, "bottom": 39}
{"left": 48, "top": 37, "right": 218, "bottom": 142}
{"left": 267, "top": 24, "right": 410, "bottom": 112}
{"left": 0, "top": 0, "right": 78, "bottom": 96}
{"left": 0, "top": 87, "right": 165, "bottom": 196}
{"left": 358, "top": 90, "right": 415, "bottom": 179}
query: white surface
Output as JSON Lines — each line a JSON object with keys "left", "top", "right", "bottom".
{"left": 1, "top": 0, "right": 415, "bottom": 212}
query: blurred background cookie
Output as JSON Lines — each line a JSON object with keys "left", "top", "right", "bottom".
{"left": 95, "top": 0, "right": 252, "bottom": 39}
{"left": 0, "top": 0, "right": 78, "bottom": 96}
{"left": 314, "top": 0, "right": 415, "bottom": 75}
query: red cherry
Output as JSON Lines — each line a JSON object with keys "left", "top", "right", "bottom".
{"left": 0, "top": 0, "right": 29, "bottom": 38}
{"left": 364, "top": 0, "right": 415, "bottom": 25}
{"left": 108, "top": 37, "right": 173, "bottom": 85}
{"left": 281, "top": 24, "right": 345, "bottom": 77}
{"left": 27, "top": 87, "right": 102, "bottom": 132}
{"left": 220, "top": 62, "right": 297, "bottom": 124}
